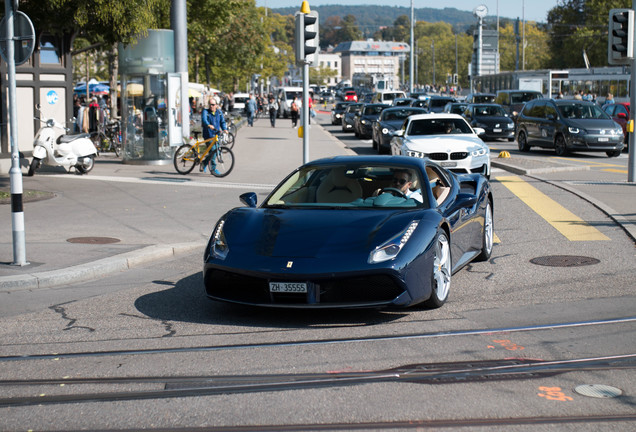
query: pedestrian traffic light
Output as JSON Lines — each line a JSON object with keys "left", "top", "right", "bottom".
{"left": 295, "top": 3, "right": 319, "bottom": 66}
{"left": 608, "top": 8, "right": 634, "bottom": 65}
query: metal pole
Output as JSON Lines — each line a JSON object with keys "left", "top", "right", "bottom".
{"left": 171, "top": 0, "right": 189, "bottom": 138}
{"left": 5, "top": 0, "right": 28, "bottom": 265}
{"left": 409, "top": 0, "right": 414, "bottom": 94}
{"left": 432, "top": 39, "right": 435, "bottom": 87}
{"left": 629, "top": 0, "right": 636, "bottom": 182}
{"left": 302, "top": 62, "right": 309, "bottom": 164}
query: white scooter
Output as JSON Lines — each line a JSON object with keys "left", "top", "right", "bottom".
{"left": 28, "top": 105, "right": 98, "bottom": 176}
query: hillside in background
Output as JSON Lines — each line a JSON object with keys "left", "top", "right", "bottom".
{"left": 271, "top": 5, "right": 527, "bottom": 36}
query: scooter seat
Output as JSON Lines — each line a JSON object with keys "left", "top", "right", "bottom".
{"left": 57, "top": 133, "right": 90, "bottom": 144}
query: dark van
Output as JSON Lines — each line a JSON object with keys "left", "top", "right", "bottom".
{"left": 495, "top": 90, "right": 543, "bottom": 119}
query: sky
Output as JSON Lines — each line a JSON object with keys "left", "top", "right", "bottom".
{"left": 255, "top": 0, "right": 560, "bottom": 23}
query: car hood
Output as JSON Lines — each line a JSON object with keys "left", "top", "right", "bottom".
{"left": 564, "top": 118, "right": 620, "bottom": 129}
{"left": 379, "top": 120, "right": 405, "bottom": 130}
{"left": 220, "top": 207, "right": 431, "bottom": 259}
{"left": 403, "top": 134, "right": 486, "bottom": 150}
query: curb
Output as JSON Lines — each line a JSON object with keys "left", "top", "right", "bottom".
{"left": 0, "top": 241, "right": 206, "bottom": 292}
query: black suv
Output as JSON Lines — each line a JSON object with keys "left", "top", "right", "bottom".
{"left": 516, "top": 99, "right": 624, "bottom": 157}
{"left": 495, "top": 89, "right": 543, "bottom": 119}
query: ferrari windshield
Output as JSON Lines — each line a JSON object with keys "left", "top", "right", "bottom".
{"left": 407, "top": 118, "right": 473, "bottom": 136}
{"left": 265, "top": 164, "right": 429, "bottom": 209}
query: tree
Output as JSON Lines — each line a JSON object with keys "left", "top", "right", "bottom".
{"left": 499, "top": 22, "right": 550, "bottom": 71}
{"left": 547, "top": 0, "right": 631, "bottom": 68}
{"left": 320, "top": 15, "right": 362, "bottom": 48}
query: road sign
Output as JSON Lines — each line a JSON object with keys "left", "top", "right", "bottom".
{"left": 0, "top": 11, "right": 35, "bottom": 66}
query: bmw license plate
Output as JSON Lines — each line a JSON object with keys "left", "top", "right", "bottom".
{"left": 440, "top": 162, "right": 457, "bottom": 167}
{"left": 269, "top": 282, "right": 307, "bottom": 293}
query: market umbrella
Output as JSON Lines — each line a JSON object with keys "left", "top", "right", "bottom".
{"left": 189, "top": 87, "right": 202, "bottom": 98}
{"left": 74, "top": 82, "right": 110, "bottom": 96}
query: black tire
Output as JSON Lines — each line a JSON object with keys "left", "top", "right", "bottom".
{"left": 475, "top": 200, "right": 493, "bottom": 262}
{"left": 221, "top": 132, "right": 235, "bottom": 149}
{"left": 554, "top": 135, "right": 567, "bottom": 156}
{"left": 606, "top": 150, "right": 621, "bottom": 157}
{"left": 27, "top": 158, "right": 41, "bottom": 176}
{"left": 173, "top": 144, "right": 197, "bottom": 174}
{"left": 210, "top": 146, "right": 235, "bottom": 177}
{"left": 76, "top": 155, "right": 95, "bottom": 174}
{"left": 423, "top": 230, "right": 452, "bottom": 309}
{"left": 227, "top": 122, "right": 237, "bottom": 136}
{"left": 517, "top": 130, "right": 530, "bottom": 152}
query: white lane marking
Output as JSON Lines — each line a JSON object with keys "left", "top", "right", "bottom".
{"left": 48, "top": 174, "right": 276, "bottom": 190}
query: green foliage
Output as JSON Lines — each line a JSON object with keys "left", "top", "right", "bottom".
{"left": 547, "top": 0, "right": 631, "bottom": 68}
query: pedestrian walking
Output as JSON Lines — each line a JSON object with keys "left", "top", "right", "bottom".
{"left": 268, "top": 96, "right": 278, "bottom": 127}
{"left": 246, "top": 93, "right": 257, "bottom": 127}
{"left": 290, "top": 97, "right": 299, "bottom": 128}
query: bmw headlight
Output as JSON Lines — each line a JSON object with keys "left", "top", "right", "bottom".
{"left": 369, "top": 221, "right": 419, "bottom": 263}
{"left": 210, "top": 220, "right": 229, "bottom": 260}
{"left": 406, "top": 150, "right": 425, "bottom": 158}
{"left": 471, "top": 147, "right": 488, "bottom": 157}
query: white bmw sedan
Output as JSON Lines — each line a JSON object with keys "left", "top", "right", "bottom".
{"left": 390, "top": 113, "right": 491, "bottom": 178}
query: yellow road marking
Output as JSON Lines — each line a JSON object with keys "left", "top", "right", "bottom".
{"left": 496, "top": 176, "right": 610, "bottom": 241}
{"left": 494, "top": 233, "right": 501, "bottom": 244}
{"left": 552, "top": 157, "right": 622, "bottom": 168}
{"left": 602, "top": 168, "right": 628, "bottom": 174}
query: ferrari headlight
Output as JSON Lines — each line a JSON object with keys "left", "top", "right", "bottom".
{"left": 210, "top": 220, "right": 229, "bottom": 260}
{"left": 369, "top": 221, "right": 419, "bottom": 263}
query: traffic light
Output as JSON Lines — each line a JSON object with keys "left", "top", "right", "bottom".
{"left": 453, "top": 74, "right": 458, "bottom": 85}
{"left": 608, "top": 8, "right": 634, "bottom": 65}
{"left": 295, "top": 9, "right": 319, "bottom": 66}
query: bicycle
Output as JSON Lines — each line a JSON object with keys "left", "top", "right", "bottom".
{"left": 92, "top": 120, "right": 122, "bottom": 157}
{"left": 173, "top": 131, "right": 235, "bottom": 177}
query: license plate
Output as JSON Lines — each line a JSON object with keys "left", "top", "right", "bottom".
{"left": 598, "top": 137, "right": 609, "bottom": 142}
{"left": 493, "top": 128, "right": 502, "bottom": 133}
{"left": 269, "top": 282, "right": 307, "bottom": 293}
{"left": 440, "top": 161, "right": 457, "bottom": 167}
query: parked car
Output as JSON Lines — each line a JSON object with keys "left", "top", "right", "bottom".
{"left": 465, "top": 92, "right": 496, "bottom": 104}
{"left": 602, "top": 102, "right": 630, "bottom": 146}
{"left": 372, "top": 107, "right": 427, "bottom": 154}
{"left": 353, "top": 103, "right": 389, "bottom": 139}
{"left": 516, "top": 99, "right": 624, "bottom": 157}
{"left": 344, "top": 90, "right": 358, "bottom": 102}
{"left": 341, "top": 103, "right": 363, "bottom": 132}
{"left": 462, "top": 103, "right": 516, "bottom": 141}
{"left": 390, "top": 113, "right": 491, "bottom": 178}
{"left": 425, "top": 96, "right": 457, "bottom": 113}
{"left": 203, "top": 155, "right": 494, "bottom": 309}
{"left": 443, "top": 102, "right": 468, "bottom": 115}
{"left": 494, "top": 89, "right": 543, "bottom": 120}
{"left": 331, "top": 101, "right": 352, "bottom": 125}
{"left": 231, "top": 92, "right": 250, "bottom": 113}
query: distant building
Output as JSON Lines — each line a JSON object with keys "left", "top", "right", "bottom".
{"left": 471, "top": 29, "right": 499, "bottom": 78}
{"left": 317, "top": 52, "right": 341, "bottom": 87}
{"left": 333, "top": 40, "right": 409, "bottom": 90}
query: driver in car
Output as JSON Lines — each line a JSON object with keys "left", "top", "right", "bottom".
{"left": 373, "top": 169, "right": 423, "bottom": 203}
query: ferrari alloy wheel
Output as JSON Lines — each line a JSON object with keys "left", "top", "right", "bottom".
{"left": 424, "top": 231, "right": 451, "bottom": 309}
{"left": 476, "top": 201, "right": 493, "bottom": 261}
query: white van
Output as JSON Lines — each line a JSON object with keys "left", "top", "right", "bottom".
{"left": 374, "top": 90, "right": 406, "bottom": 104}
{"left": 232, "top": 93, "right": 250, "bottom": 113}
{"left": 276, "top": 87, "right": 303, "bottom": 118}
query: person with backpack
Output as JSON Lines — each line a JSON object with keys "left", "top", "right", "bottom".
{"left": 290, "top": 97, "right": 299, "bottom": 128}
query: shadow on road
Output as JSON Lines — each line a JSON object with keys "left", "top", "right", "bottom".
{"left": 134, "top": 272, "right": 409, "bottom": 328}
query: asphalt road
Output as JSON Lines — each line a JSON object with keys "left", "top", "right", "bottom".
{"left": 0, "top": 110, "right": 634, "bottom": 431}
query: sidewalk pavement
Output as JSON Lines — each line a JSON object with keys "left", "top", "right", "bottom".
{"left": 1, "top": 116, "right": 634, "bottom": 292}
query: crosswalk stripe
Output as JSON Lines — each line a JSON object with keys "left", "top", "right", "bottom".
{"left": 496, "top": 176, "right": 610, "bottom": 241}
